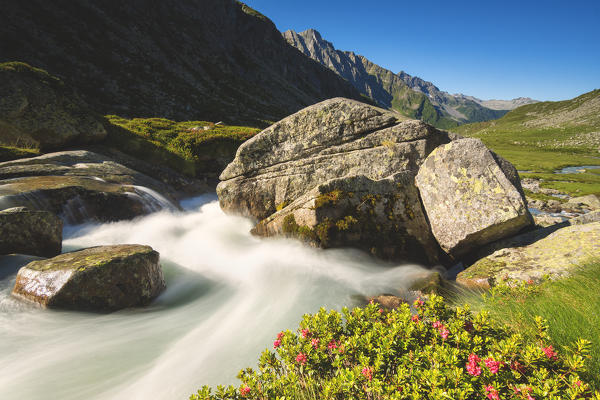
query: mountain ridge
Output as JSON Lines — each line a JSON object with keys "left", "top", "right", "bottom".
{"left": 0, "top": 0, "right": 365, "bottom": 126}
{"left": 284, "top": 29, "right": 538, "bottom": 128}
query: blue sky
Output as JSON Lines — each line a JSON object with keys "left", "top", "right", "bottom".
{"left": 244, "top": 0, "right": 600, "bottom": 101}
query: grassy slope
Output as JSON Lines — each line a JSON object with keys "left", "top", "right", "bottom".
{"left": 454, "top": 261, "right": 600, "bottom": 387}
{"left": 104, "top": 116, "right": 260, "bottom": 178}
{"left": 453, "top": 89, "right": 600, "bottom": 195}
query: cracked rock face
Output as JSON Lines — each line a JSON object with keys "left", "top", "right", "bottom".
{"left": 12, "top": 245, "right": 165, "bottom": 311}
{"left": 0, "top": 207, "right": 62, "bottom": 257}
{"left": 415, "top": 138, "right": 533, "bottom": 257}
{"left": 217, "top": 98, "right": 454, "bottom": 222}
{"left": 218, "top": 98, "right": 455, "bottom": 263}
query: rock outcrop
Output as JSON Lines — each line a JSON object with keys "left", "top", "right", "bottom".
{"left": 219, "top": 98, "right": 533, "bottom": 265}
{"left": 0, "top": 207, "right": 62, "bottom": 257}
{"left": 457, "top": 222, "right": 600, "bottom": 288}
{"left": 218, "top": 98, "right": 453, "bottom": 219}
{"left": 0, "top": 150, "right": 179, "bottom": 223}
{"left": 415, "top": 138, "right": 533, "bottom": 257}
{"left": 0, "top": 62, "right": 106, "bottom": 150}
{"left": 12, "top": 245, "right": 165, "bottom": 311}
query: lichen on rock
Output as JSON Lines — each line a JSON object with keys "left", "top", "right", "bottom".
{"left": 12, "top": 244, "right": 165, "bottom": 311}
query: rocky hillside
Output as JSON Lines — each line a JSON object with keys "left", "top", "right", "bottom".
{"left": 0, "top": 0, "right": 364, "bottom": 125}
{"left": 284, "top": 29, "right": 533, "bottom": 128}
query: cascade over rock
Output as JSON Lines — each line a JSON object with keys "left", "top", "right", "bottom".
{"left": 0, "top": 150, "right": 179, "bottom": 223}
{"left": 415, "top": 138, "right": 533, "bottom": 257}
{"left": 12, "top": 244, "right": 165, "bottom": 311}
{"left": 0, "top": 207, "right": 62, "bottom": 257}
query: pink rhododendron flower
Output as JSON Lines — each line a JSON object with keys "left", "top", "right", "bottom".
{"left": 361, "top": 366, "right": 373, "bottom": 381}
{"left": 484, "top": 358, "right": 501, "bottom": 374}
{"left": 277, "top": 332, "right": 284, "bottom": 340}
{"left": 542, "top": 345, "right": 557, "bottom": 359}
{"left": 378, "top": 308, "right": 384, "bottom": 314}
{"left": 301, "top": 329, "right": 310, "bottom": 338}
{"left": 311, "top": 338, "right": 319, "bottom": 348}
{"left": 273, "top": 339, "right": 281, "bottom": 348}
{"left": 411, "top": 315, "right": 420, "bottom": 323}
{"left": 439, "top": 327, "right": 449, "bottom": 340}
{"left": 485, "top": 385, "right": 500, "bottom": 400}
{"left": 296, "top": 352, "right": 307, "bottom": 365}
{"left": 414, "top": 298, "right": 424, "bottom": 308}
{"left": 432, "top": 321, "right": 442, "bottom": 329}
{"left": 466, "top": 354, "right": 481, "bottom": 376}
{"left": 240, "top": 385, "right": 251, "bottom": 396}
{"left": 327, "top": 340, "right": 338, "bottom": 350}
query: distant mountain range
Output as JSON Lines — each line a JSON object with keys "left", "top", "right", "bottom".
{"left": 0, "top": 0, "right": 364, "bottom": 126}
{"left": 284, "top": 29, "right": 538, "bottom": 129}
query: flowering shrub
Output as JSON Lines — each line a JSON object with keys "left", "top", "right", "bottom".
{"left": 190, "top": 295, "right": 599, "bottom": 400}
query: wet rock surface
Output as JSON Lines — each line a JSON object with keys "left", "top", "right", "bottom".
{"left": 0, "top": 207, "right": 62, "bottom": 257}
{"left": 0, "top": 150, "right": 179, "bottom": 223}
{"left": 12, "top": 244, "right": 165, "bottom": 311}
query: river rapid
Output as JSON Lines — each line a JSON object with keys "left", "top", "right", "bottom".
{"left": 0, "top": 195, "right": 429, "bottom": 399}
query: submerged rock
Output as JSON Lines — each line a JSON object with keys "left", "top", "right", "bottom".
{"left": 0, "top": 62, "right": 106, "bottom": 150}
{"left": 12, "top": 244, "right": 165, "bottom": 311}
{"left": 0, "top": 150, "right": 179, "bottom": 223}
{"left": 415, "top": 138, "right": 533, "bottom": 257}
{"left": 457, "top": 222, "right": 600, "bottom": 289}
{"left": 0, "top": 207, "right": 62, "bottom": 257}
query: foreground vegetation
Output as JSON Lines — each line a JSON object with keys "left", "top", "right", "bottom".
{"left": 456, "top": 261, "right": 600, "bottom": 388}
{"left": 454, "top": 90, "right": 600, "bottom": 196}
{"left": 191, "top": 295, "right": 599, "bottom": 399}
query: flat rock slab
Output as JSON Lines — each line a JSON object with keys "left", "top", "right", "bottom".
{"left": 0, "top": 150, "right": 179, "bottom": 223}
{"left": 416, "top": 138, "right": 533, "bottom": 257}
{"left": 457, "top": 222, "right": 600, "bottom": 289}
{"left": 0, "top": 207, "right": 62, "bottom": 257}
{"left": 12, "top": 244, "right": 165, "bottom": 311}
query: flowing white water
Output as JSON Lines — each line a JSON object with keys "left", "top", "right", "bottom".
{"left": 0, "top": 195, "right": 430, "bottom": 400}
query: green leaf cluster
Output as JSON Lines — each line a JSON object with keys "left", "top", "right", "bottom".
{"left": 191, "top": 295, "right": 599, "bottom": 400}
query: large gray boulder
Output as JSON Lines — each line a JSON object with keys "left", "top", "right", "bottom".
{"left": 218, "top": 98, "right": 454, "bottom": 221}
{"left": 218, "top": 98, "right": 455, "bottom": 263}
{"left": 0, "top": 207, "right": 62, "bottom": 257}
{"left": 12, "top": 245, "right": 165, "bottom": 311}
{"left": 0, "top": 150, "right": 179, "bottom": 223}
{"left": 415, "top": 138, "right": 533, "bottom": 257}
{"left": 0, "top": 62, "right": 106, "bottom": 151}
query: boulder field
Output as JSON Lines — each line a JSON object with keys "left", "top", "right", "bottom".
{"left": 12, "top": 244, "right": 165, "bottom": 311}
{"left": 218, "top": 98, "right": 534, "bottom": 265}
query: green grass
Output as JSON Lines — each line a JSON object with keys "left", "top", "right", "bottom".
{"left": 453, "top": 89, "right": 600, "bottom": 196}
{"left": 104, "top": 116, "right": 260, "bottom": 177}
{"left": 0, "top": 145, "right": 40, "bottom": 162}
{"left": 454, "top": 260, "right": 600, "bottom": 387}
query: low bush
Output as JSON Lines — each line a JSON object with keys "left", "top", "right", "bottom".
{"left": 191, "top": 295, "right": 599, "bottom": 399}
